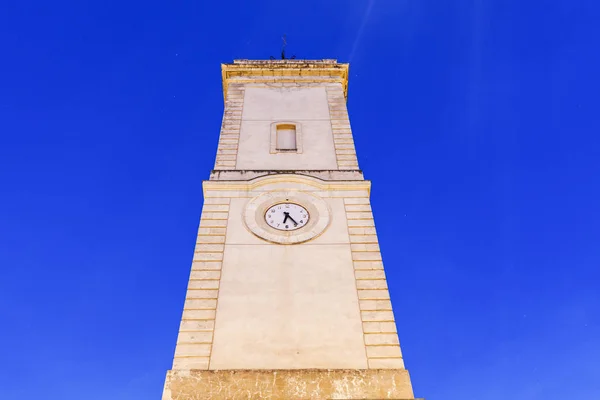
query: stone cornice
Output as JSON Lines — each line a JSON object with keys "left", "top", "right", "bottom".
{"left": 221, "top": 59, "right": 350, "bottom": 102}
{"left": 209, "top": 170, "right": 364, "bottom": 182}
{"left": 202, "top": 173, "right": 370, "bottom": 194}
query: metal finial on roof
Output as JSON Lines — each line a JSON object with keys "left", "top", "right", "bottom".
{"left": 270, "top": 35, "right": 296, "bottom": 60}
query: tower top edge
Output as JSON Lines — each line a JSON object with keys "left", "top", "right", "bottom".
{"left": 229, "top": 59, "right": 344, "bottom": 65}
{"left": 220, "top": 59, "right": 350, "bottom": 101}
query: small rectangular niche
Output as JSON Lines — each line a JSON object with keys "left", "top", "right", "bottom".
{"left": 276, "top": 124, "right": 297, "bottom": 151}
{"left": 271, "top": 122, "right": 303, "bottom": 154}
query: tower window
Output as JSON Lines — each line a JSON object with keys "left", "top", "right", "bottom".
{"left": 271, "top": 122, "right": 302, "bottom": 154}
{"left": 276, "top": 124, "right": 297, "bottom": 151}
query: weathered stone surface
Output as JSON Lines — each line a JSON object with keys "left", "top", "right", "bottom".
{"left": 162, "top": 369, "right": 418, "bottom": 400}
{"left": 162, "top": 59, "right": 423, "bottom": 399}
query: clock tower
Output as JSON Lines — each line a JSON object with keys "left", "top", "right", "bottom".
{"left": 162, "top": 59, "right": 423, "bottom": 400}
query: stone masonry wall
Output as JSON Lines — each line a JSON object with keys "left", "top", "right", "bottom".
{"left": 214, "top": 84, "right": 244, "bottom": 169}
{"left": 344, "top": 198, "right": 405, "bottom": 369}
{"left": 213, "top": 81, "right": 360, "bottom": 171}
{"left": 169, "top": 181, "right": 405, "bottom": 372}
{"left": 171, "top": 197, "right": 230, "bottom": 370}
{"left": 327, "top": 84, "right": 360, "bottom": 170}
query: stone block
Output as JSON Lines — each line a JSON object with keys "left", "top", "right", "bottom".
{"left": 219, "top": 139, "right": 239, "bottom": 145}
{"left": 335, "top": 150, "right": 356, "bottom": 157}
{"left": 349, "top": 234, "right": 379, "bottom": 244}
{"left": 332, "top": 128, "right": 353, "bottom": 133}
{"left": 176, "top": 331, "right": 214, "bottom": 344}
{"left": 330, "top": 115, "right": 350, "bottom": 121}
{"left": 347, "top": 220, "right": 376, "bottom": 228}
{"left": 332, "top": 123, "right": 351, "bottom": 129}
{"left": 216, "top": 148, "right": 237, "bottom": 154}
{"left": 345, "top": 204, "right": 372, "bottom": 212}
{"left": 198, "top": 219, "right": 227, "bottom": 228}
{"left": 192, "top": 252, "right": 224, "bottom": 262}
{"left": 196, "top": 235, "right": 226, "bottom": 244}
{"left": 362, "top": 321, "right": 397, "bottom": 333}
{"left": 162, "top": 369, "right": 416, "bottom": 400}
{"left": 329, "top": 111, "right": 349, "bottom": 121}
{"left": 348, "top": 227, "right": 377, "bottom": 235}
{"left": 219, "top": 130, "right": 240, "bottom": 136}
{"left": 202, "top": 204, "right": 229, "bottom": 212}
{"left": 355, "top": 269, "right": 386, "bottom": 280}
{"left": 186, "top": 289, "right": 219, "bottom": 299}
{"left": 187, "top": 280, "right": 220, "bottom": 290}
{"left": 197, "top": 227, "right": 227, "bottom": 235}
{"left": 361, "top": 310, "right": 395, "bottom": 322}
{"left": 366, "top": 345, "right": 402, "bottom": 359}
{"left": 368, "top": 358, "right": 406, "bottom": 369}
{"left": 356, "top": 280, "right": 388, "bottom": 290}
{"left": 344, "top": 198, "right": 371, "bottom": 205}
{"left": 353, "top": 260, "right": 384, "bottom": 270}
{"left": 174, "top": 344, "right": 212, "bottom": 357}
{"left": 195, "top": 243, "right": 225, "bottom": 253}
{"left": 335, "top": 143, "right": 356, "bottom": 150}
{"left": 183, "top": 299, "right": 218, "bottom": 310}
{"left": 352, "top": 251, "right": 382, "bottom": 261}
{"left": 179, "top": 320, "right": 215, "bottom": 332}
{"left": 358, "top": 289, "right": 390, "bottom": 300}
{"left": 214, "top": 163, "right": 236, "bottom": 169}
{"left": 171, "top": 357, "right": 209, "bottom": 370}
{"left": 351, "top": 243, "right": 381, "bottom": 252}
{"left": 181, "top": 309, "right": 217, "bottom": 320}
{"left": 334, "top": 138, "right": 354, "bottom": 144}
{"left": 202, "top": 198, "right": 231, "bottom": 205}
{"left": 191, "top": 261, "right": 222, "bottom": 271}
{"left": 359, "top": 299, "right": 393, "bottom": 311}
{"left": 333, "top": 135, "right": 354, "bottom": 141}
{"left": 347, "top": 212, "right": 374, "bottom": 220}
{"left": 364, "top": 333, "right": 400, "bottom": 346}
{"left": 189, "top": 270, "right": 221, "bottom": 280}
{"left": 217, "top": 144, "right": 238, "bottom": 150}
{"left": 216, "top": 154, "right": 237, "bottom": 161}
{"left": 215, "top": 162, "right": 236, "bottom": 169}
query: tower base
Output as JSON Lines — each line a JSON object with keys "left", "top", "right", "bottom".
{"left": 162, "top": 369, "right": 421, "bottom": 399}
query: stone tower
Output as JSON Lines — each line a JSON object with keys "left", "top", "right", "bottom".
{"left": 162, "top": 59, "right": 422, "bottom": 399}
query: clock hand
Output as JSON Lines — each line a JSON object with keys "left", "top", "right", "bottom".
{"left": 282, "top": 212, "right": 290, "bottom": 224}
{"left": 287, "top": 215, "right": 299, "bottom": 226}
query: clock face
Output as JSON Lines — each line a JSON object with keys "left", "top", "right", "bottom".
{"left": 265, "top": 203, "right": 310, "bottom": 231}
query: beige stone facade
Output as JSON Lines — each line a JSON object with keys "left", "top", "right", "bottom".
{"left": 162, "top": 60, "right": 422, "bottom": 399}
{"left": 214, "top": 60, "right": 358, "bottom": 171}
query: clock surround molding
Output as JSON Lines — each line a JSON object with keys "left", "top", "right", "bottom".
{"left": 243, "top": 190, "right": 331, "bottom": 244}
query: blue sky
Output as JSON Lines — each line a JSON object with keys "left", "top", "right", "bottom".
{"left": 1, "top": 1, "right": 599, "bottom": 399}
